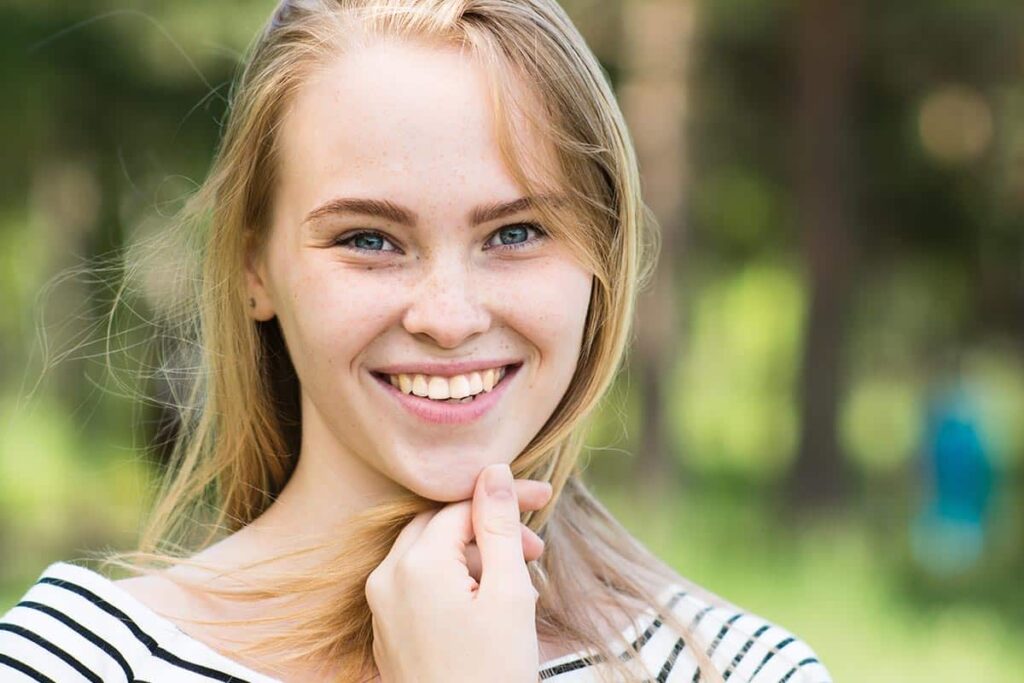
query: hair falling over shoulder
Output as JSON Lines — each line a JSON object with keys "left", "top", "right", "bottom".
{"left": 91, "top": 2, "right": 770, "bottom": 681}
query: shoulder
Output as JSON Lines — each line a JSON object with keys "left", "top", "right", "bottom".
{"left": 0, "top": 561, "right": 278, "bottom": 683}
{"left": 0, "top": 561, "right": 159, "bottom": 682}
{"left": 540, "top": 582, "right": 832, "bottom": 683}
{"left": 111, "top": 573, "right": 196, "bottom": 622}
{"left": 650, "top": 584, "right": 833, "bottom": 683}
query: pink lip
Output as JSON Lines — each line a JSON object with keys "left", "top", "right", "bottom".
{"left": 369, "top": 363, "right": 521, "bottom": 425}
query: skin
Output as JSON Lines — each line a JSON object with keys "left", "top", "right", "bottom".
{"left": 118, "top": 38, "right": 596, "bottom": 681}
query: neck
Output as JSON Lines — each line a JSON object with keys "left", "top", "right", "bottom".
{"left": 170, "top": 396, "right": 407, "bottom": 592}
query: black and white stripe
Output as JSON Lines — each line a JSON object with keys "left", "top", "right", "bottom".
{"left": 2, "top": 563, "right": 831, "bottom": 682}
{"left": 538, "top": 585, "right": 832, "bottom": 682}
{"left": 0, "top": 562, "right": 276, "bottom": 682}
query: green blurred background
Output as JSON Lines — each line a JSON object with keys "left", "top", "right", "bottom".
{"left": 1, "top": 1, "right": 1022, "bottom": 681}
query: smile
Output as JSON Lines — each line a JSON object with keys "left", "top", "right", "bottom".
{"left": 385, "top": 365, "right": 508, "bottom": 401}
{"left": 369, "top": 363, "right": 521, "bottom": 425}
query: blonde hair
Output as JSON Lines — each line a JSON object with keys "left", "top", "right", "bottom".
{"left": 91, "top": 1, "right": 761, "bottom": 681}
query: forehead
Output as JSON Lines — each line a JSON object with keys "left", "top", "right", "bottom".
{"left": 275, "top": 39, "right": 560, "bottom": 212}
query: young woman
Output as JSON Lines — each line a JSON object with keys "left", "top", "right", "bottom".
{"left": 0, "top": 1, "right": 833, "bottom": 681}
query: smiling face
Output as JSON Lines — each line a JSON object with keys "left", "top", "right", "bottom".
{"left": 245, "top": 39, "right": 594, "bottom": 503}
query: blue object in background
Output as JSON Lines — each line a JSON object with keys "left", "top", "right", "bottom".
{"left": 910, "top": 381, "right": 996, "bottom": 576}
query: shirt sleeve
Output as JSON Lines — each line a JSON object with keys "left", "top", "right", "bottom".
{"left": 659, "top": 589, "right": 834, "bottom": 683}
{"left": 1, "top": 575, "right": 138, "bottom": 683}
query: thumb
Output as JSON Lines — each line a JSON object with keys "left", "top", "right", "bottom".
{"left": 472, "top": 463, "right": 533, "bottom": 596}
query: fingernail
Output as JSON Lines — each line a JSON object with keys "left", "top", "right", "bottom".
{"left": 485, "top": 463, "right": 513, "bottom": 499}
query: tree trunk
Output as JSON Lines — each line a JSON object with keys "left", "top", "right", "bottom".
{"left": 788, "top": 0, "right": 860, "bottom": 510}
{"left": 621, "top": 0, "right": 697, "bottom": 493}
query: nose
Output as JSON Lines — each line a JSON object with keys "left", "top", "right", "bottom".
{"left": 401, "top": 252, "right": 491, "bottom": 349}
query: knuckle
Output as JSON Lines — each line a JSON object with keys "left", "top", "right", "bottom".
{"left": 483, "top": 511, "right": 521, "bottom": 538}
{"left": 393, "top": 551, "right": 432, "bottom": 585}
{"left": 520, "top": 581, "right": 541, "bottom": 602}
{"left": 364, "top": 568, "right": 386, "bottom": 608}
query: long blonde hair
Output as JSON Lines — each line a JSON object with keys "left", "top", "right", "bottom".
{"left": 94, "top": 1, "right": 756, "bottom": 681}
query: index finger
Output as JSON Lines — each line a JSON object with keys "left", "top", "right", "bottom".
{"left": 376, "top": 508, "right": 438, "bottom": 575}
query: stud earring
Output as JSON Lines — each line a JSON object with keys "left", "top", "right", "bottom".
{"left": 249, "top": 297, "right": 256, "bottom": 309}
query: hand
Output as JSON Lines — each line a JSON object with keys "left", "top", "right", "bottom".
{"left": 365, "top": 464, "right": 553, "bottom": 683}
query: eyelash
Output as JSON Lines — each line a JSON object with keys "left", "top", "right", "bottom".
{"left": 332, "top": 222, "right": 548, "bottom": 255}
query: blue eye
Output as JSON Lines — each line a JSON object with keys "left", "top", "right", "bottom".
{"left": 484, "top": 222, "right": 547, "bottom": 251}
{"left": 333, "top": 231, "right": 400, "bottom": 253}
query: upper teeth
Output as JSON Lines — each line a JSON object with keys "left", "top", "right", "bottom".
{"left": 387, "top": 366, "right": 508, "bottom": 399}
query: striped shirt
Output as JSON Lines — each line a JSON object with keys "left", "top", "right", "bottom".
{"left": 1, "top": 561, "right": 832, "bottom": 682}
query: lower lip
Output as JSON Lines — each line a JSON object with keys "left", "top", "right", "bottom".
{"left": 369, "top": 364, "right": 521, "bottom": 425}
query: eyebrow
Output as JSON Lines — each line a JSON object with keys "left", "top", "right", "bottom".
{"left": 301, "top": 194, "right": 566, "bottom": 227}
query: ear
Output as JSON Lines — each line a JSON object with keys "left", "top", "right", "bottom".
{"left": 244, "top": 244, "right": 276, "bottom": 322}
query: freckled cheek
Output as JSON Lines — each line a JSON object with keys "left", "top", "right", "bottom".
{"left": 284, "top": 270, "right": 399, "bottom": 358}
{"left": 493, "top": 265, "right": 592, "bottom": 359}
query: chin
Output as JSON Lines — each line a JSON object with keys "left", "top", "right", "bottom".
{"left": 393, "top": 458, "right": 482, "bottom": 503}
{"left": 404, "top": 478, "right": 475, "bottom": 503}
